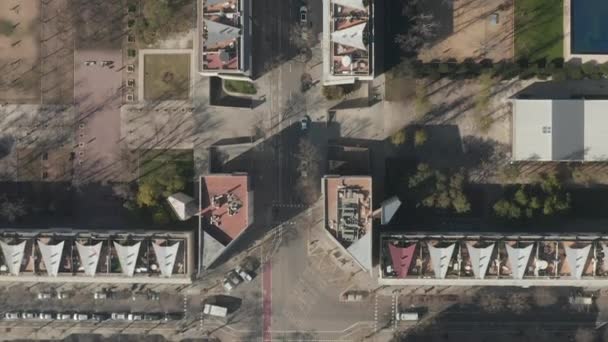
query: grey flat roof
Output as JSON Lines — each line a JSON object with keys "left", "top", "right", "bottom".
{"left": 513, "top": 99, "right": 608, "bottom": 161}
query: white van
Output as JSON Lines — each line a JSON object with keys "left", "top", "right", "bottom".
{"left": 395, "top": 312, "right": 419, "bottom": 321}
{"left": 203, "top": 304, "right": 228, "bottom": 318}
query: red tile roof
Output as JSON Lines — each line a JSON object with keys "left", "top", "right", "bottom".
{"left": 389, "top": 243, "right": 416, "bottom": 278}
{"left": 200, "top": 174, "right": 250, "bottom": 242}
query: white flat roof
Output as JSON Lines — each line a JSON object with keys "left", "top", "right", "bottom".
{"left": 513, "top": 99, "right": 608, "bottom": 161}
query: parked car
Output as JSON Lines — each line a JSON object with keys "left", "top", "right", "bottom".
{"left": 111, "top": 312, "right": 128, "bottom": 320}
{"left": 37, "top": 292, "right": 52, "bottom": 300}
{"left": 144, "top": 313, "right": 163, "bottom": 321}
{"left": 395, "top": 311, "right": 419, "bottom": 321}
{"left": 147, "top": 291, "right": 160, "bottom": 301}
{"left": 38, "top": 312, "right": 53, "bottom": 320}
{"left": 163, "top": 312, "right": 184, "bottom": 321}
{"left": 4, "top": 312, "right": 19, "bottom": 320}
{"left": 73, "top": 313, "right": 90, "bottom": 321}
{"left": 299, "top": 6, "right": 307, "bottom": 24}
{"left": 56, "top": 291, "right": 69, "bottom": 299}
{"left": 342, "top": 291, "right": 367, "bottom": 302}
{"left": 92, "top": 313, "right": 109, "bottom": 322}
{"left": 235, "top": 266, "right": 253, "bottom": 282}
{"left": 94, "top": 289, "right": 113, "bottom": 300}
{"left": 127, "top": 313, "right": 144, "bottom": 321}
{"left": 223, "top": 270, "right": 243, "bottom": 291}
{"left": 22, "top": 312, "right": 36, "bottom": 320}
{"left": 56, "top": 313, "right": 71, "bottom": 320}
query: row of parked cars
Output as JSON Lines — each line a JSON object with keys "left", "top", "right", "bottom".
{"left": 223, "top": 265, "right": 254, "bottom": 292}
{"left": 4, "top": 311, "right": 184, "bottom": 322}
{"left": 37, "top": 289, "right": 160, "bottom": 301}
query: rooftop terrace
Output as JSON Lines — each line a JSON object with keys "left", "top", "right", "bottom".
{"left": 326, "top": 0, "right": 373, "bottom": 78}
{"left": 200, "top": 0, "right": 247, "bottom": 73}
{"left": 323, "top": 175, "right": 372, "bottom": 271}
{"left": 381, "top": 233, "right": 608, "bottom": 285}
{"left": 0, "top": 231, "right": 192, "bottom": 283}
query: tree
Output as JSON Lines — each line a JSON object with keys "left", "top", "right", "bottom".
{"left": 414, "top": 84, "right": 430, "bottom": 118}
{"left": 408, "top": 165, "right": 471, "bottom": 214}
{"left": 478, "top": 292, "right": 504, "bottom": 313}
{"left": 135, "top": 1, "right": 192, "bottom": 46}
{"left": 493, "top": 173, "right": 570, "bottom": 220}
{"left": 391, "top": 130, "right": 406, "bottom": 146}
{"left": 0, "top": 197, "right": 26, "bottom": 223}
{"left": 507, "top": 293, "right": 531, "bottom": 314}
{"left": 414, "top": 129, "right": 428, "bottom": 146}
{"left": 136, "top": 163, "right": 187, "bottom": 208}
{"left": 322, "top": 85, "right": 344, "bottom": 100}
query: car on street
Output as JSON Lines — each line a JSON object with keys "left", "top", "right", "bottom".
{"left": 56, "top": 313, "right": 71, "bottom": 320}
{"left": 111, "top": 312, "right": 128, "bottom": 320}
{"left": 73, "top": 313, "right": 90, "bottom": 321}
{"left": 203, "top": 304, "right": 228, "bottom": 318}
{"left": 37, "top": 292, "right": 52, "bottom": 300}
{"left": 22, "top": 312, "right": 36, "bottom": 320}
{"left": 4, "top": 312, "right": 19, "bottom": 320}
{"left": 342, "top": 291, "right": 367, "bottom": 302}
{"left": 56, "top": 291, "right": 69, "bottom": 299}
{"left": 94, "top": 289, "right": 113, "bottom": 300}
{"left": 127, "top": 313, "right": 144, "bottom": 321}
{"left": 38, "top": 312, "right": 53, "bottom": 320}
{"left": 235, "top": 266, "right": 253, "bottom": 282}
{"left": 300, "top": 6, "right": 307, "bottom": 24}
{"left": 144, "top": 313, "right": 163, "bottom": 321}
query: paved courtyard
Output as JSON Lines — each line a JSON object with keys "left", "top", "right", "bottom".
{"left": 419, "top": 0, "right": 515, "bottom": 62}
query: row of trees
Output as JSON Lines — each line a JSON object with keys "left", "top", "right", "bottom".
{"left": 493, "top": 173, "right": 571, "bottom": 220}
{"left": 396, "top": 58, "right": 608, "bottom": 82}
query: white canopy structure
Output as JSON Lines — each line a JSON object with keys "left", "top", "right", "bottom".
{"left": 38, "top": 240, "right": 64, "bottom": 277}
{"left": 331, "top": 23, "right": 368, "bottom": 51}
{"left": 0, "top": 241, "right": 25, "bottom": 276}
{"left": 427, "top": 243, "right": 455, "bottom": 279}
{"left": 204, "top": 19, "right": 241, "bottom": 47}
{"left": 76, "top": 242, "right": 103, "bottom": 276}
{"left": 167, "top": 192, "right": 197, "bottom": 221}
{"left": 466, "top": 243, "right": 495, "bottom": 279}
{"left": 564, "top": 244, "right": 592, "bottom": 279}
{"left": 505, "top": 244, "right": 534, "bottom": 280}
{"left": 152, "top": 242, "right": 180, "bottom": 277}
{"left": 114, "top": 241, "right": 141, "bottom": 277}
{"left": 333, "top": 0, "right": 366, "bottom": 10}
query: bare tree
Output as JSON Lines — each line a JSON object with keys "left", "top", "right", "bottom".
{"left": 507, "top": 292, "right": 531, "bottom": 314}
{"left": 295, "top": 139, "right": 322, "bottom": 204}
{"left": 395, "top": 13, "right": 439, "bottom": 53}
{"left": 532, "top": 287, "right": 558, "bottom": 307}
{"left": 478, "top": 292, "right": 504, "bottom": 313}
{"left": 0, "top": 196, "right": 26, "bottom": 223}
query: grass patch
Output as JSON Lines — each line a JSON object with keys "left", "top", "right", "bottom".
{"left": 514, "top": 0, "right": 563, "bottom": 61}
{"left": 224, "top": 80, "right": 257, "bottom": 95}
{"left": 143, "top": 54, "right": 190, "bottom": 101}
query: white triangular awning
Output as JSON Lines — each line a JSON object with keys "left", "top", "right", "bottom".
{"left": 76, "top": 242, "right": 103, "bottom": 276}
{"left": 565, "top": 244, "right": 591, "bottom": 279}
{"left": 505, "top": 243, "right": 534, "bottom": 279}
{"left": 346, "top": 231, "right": 372, "bottom": 272}
{"left": 204, "top": 19, "right": 240, "bottom": 47}
{"left": 602, "top": 243, "right": 608, "bottom": 262}
{"left": 113, "top": 241, "right": 141, "bottom": 277}
{"left": 0, "top": 240, "right": 25, "bottom": 276}
{"left": 331, "top": 22, "right": 368, "bottom": 51}
{"left": 167, "top": 192, "right": 196, "bottom": 221}
{"left": 333, "top": 0, "right": 366, "bottom": 10}
{"left": 466, "top": 243, "right": 495, "bottom": 279}
{"left": 380, "top": 196, "right": 401, "bottom": 225}
{"left": 427, "top": 243, "right": 455, "bottom": 279}
{"left": 152, "top": 242, "right": 180, "bottom": 277}
{"left": 38, "top": 240, "right": 64, "bottom": 277}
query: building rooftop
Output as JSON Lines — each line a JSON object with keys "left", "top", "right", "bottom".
{"left": 200, "top": 173, "right": 250, "bottom": 243}
{"left": 323, "top": 175, "right": 372, "bottom": 271}
{"left": 0, "top": 231, "right": 192, "bottom": 283}
{"left": 200, "top": 0, "right": 249, "bottom": 74}
{"left": 381, "top": 233, "right": 607, "bottom": 283}
{"left": 323, "top": 0, "right": 373, "bottom": 82}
